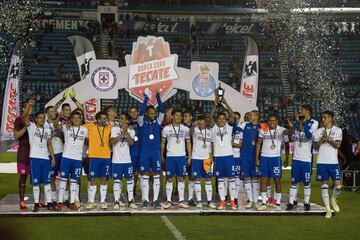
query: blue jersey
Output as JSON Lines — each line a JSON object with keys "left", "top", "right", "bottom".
{"left": 240, "top": 122, "right": 261, "bottom": 159}
{"left": 129, "top": 120, "right": 141, "bottom": 157}
{"left": 138, "top": 94, "right": 164, "bottom": 152}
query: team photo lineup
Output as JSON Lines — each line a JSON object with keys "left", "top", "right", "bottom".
{"left": 15, "top": 88, "right": 343, "bottom": 219}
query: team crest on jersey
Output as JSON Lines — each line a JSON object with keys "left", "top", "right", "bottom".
{"left": 91, "top": 66, "right": 117, "bottom": 92}
{"left": 21, "top": 169, "right": 25, "bottom": 174}
{"left": 33, "top": 178, "right": 38, "bottom": 184}
{"left": 61, "top": 172, "right": 65, "bottom": 176}
{"left": 113, "top": 173, "right": 118, "bottom": 178}
{"left": 128, "top": 36, "right": 179, "bottom": 105}
{"left": 193, "top": 171, "right": 198, "bottom": 176}
{"left": 317, "top": 175, "right": 321, "bottom": 180}
{"left": 166, "top": 171, "right": 171, "bottom": 175}
{"left": 215, "top": 171, "right": 219, "bottom": 176}
{"left": 140, "top": 166, "right": 145, "bottom": 171}
{"left": 90, "top": 171, "right": 95, "bottom": 176}
{"left": 192, "top": 64, "right": 216, "bottom": 97}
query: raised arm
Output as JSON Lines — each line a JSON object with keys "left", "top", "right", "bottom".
{"left": 54, "top": 89, "right": 68, "bottom": 112}
{"left": 138, "top": 95, "right": 149, "bottom": 127}
{"left": 69, "top": 88, "right": 84, "bottom": 111}
{"left": 156, "top": 93, "right": 165, "bottom": 124}
{"left": 209, "top": 100, "right": 217, "bottom": 128}
{"left": 221, "top": 97, "right": 235, "bottom": 124}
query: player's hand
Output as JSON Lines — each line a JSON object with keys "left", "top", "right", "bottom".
{"left": 255, "top": 158, "right": 260, "bottom": 167}
{"left": 28, "top": 99, "right": 35, "bottom": 106}
{"left": 62, "top": 89, "right": 69, "bottom": 100}
{"left": 287, "top": 119, "right": 294, "bottom": 128}
{"left": 186, "top": 157, "right": 192, "bottom": 167}
{"left": 69, "top": 88, "right": 76, "bottom": 100}
{"left": 51, "top": 158, "right": 55, "bottom": 167}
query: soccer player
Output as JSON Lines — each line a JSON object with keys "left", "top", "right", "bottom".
{"left": 256, "top": 114, "right": 289, "bottom": 211}
{"left": 209, "top": 97, "right": 241, "bottom": 210}
{"left": 24, "top": 103, "right": 56, "bottom": 212}
{"left": 232, "top": 112, "right": 243, "bottom": 206}
{"left": 111, "top": 113, "right": 137, "bottom": 209}
{"left": 161, "top": 109, "right": 192, "bottom": 209}
{"left": 128, "top": 106, "right": 141, "bottom": 196}
{"left": 313, "top": 110, "right": 342, "bottom": 218}
{"left": 240, "top": 110, "right": 261, "bottom": 209}
{"left": 286, "top": 105, "right": 319, "bottom": 211}
{"left": 44, "top": 106, "right": 64, "bottom": 205}
{"left": 54, "top": 88, "right": 83, "bottom": 124}
{"left": 190, "top": 115, "right": 216, "bottom": 209}
{"left": 56, "top": 112, "right": 88, "bottom": 210}
{"left": 14, "top": 99, "right": 34, "bottom": 209}
{"left": 183, "top": 110, "right": 196, "bottom": 206}
{"left": 105, "top": 105, "right": 118, "bottom": 127}
{"left": 138, "top": 92, "right": 164, "bottom": 209}
{"left": 85, "top": 111, "right": 112, "bottom": 210}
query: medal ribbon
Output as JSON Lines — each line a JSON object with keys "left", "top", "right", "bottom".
{"left": 269, "top": 126, "right": 277, "bottom": 147}
{"left": 97, "top": 125, "right": 105, "bottom": 145}
{"left": 172, "top": 123, "right": 181, "bottom": 141}
{"left": 72, "top": 126, "right": 81, "bottom": 142}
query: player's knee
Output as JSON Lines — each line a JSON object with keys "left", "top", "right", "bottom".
{"left": 177, "top": 177, "right": 184, "bottom": 182}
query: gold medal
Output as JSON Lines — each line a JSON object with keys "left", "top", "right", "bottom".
{"left": 176, "top": 138, "right": 180, "bottom": 144}
{"left": 271, "top": 144, "right": 276, "bottom": 149}
{"left": 72, "top": 142, "right": 76, "bottom": 146}
{"left": 202, "top": 143, "right": 207, "bottom": 149}
{"left": 100, "top": 142, "right": 104, "bottom": 147}
{"left": 39, "top": 143, "right": 45, "bottom": 148}
{"left": 252, "top": 140, "right": 255, "bottom": 145}
{"left": 299, "top": 142, "right": 302, "bottom": 148}
{"left": 220, "top": 141, "right": 224, "bottom": 146}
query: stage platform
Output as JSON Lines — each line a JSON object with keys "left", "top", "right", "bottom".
{"left": 0, "top": 194, "right": 327, "bottom": 217}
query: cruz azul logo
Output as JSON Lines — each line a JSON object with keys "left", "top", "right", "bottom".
{"left": 91, "top": 66, "right": 117, "bottom": 92}
{"left": 128, "top": 36, "right": 179, "bottom": 105}
{"left": 192, "top": 64, "right": 216, "bottom": 97}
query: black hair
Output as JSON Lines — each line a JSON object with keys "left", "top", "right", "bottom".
{"left": 95, "top": 111, "right": 107, "bottom": 120}
{"left": 197, "top": 115, "right": 206, "bottom": 121}
{"left": 119, "top": 112, "right": 129, "bottom": 120}
{"left": 322, "top": 110, "right": 334, "bottom": 119}
{"left": 104, "top": 105, "right": 116, "bottom": 113}
{"left": 183, "top": 110, "right": 193, "bottom": 116}
{"left": 71, "top": 111, "right": 82, "bottom": 118}
{"left": 35, "top": 111, "right": 45, "bottom": 118}
{"left": 45, "top": 106, "right": 54, "bottom": 113}
{"left": 217, "top": 112, "right": 227, "bottom": 119}
{"left": 128, "top": 106, "right": 138, "bottom": 112}
{"left": 234, "top": 111, "right": 241, "bottom": 118}
{"left": 269, "top": 113, "right": 279, "bottom": 120}
{"left": 61, "top": 103, "right": 70, "bottom": 110}
{"left": 146, "top": 106, "right": 155, "bottom": 111}
{"left": 301, "top": 104, "right": 313, "bottom": 115}
{"left": 171, "top": 109, "right": 182, "bottom": 116}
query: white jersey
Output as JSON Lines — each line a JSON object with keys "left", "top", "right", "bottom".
{"left": 192, "top": 127, "right": 212, "bottom": 160}
{"left": 211, "top": 123, "right": 234, "bottom": 157}
{"left": 259, "top": 126, "right": 286, "bottom": 157}
{"left": 232, "top": 130, "right": 243, "bottom": 158}
{"left": 27, "top": 122, "right": 52, "bottom": 160}
{"left": 62, "top": 125, "right": 88, "bottom": 161}
{"left": 44, "top": 121, "right": 64, "bottom": 154}
{"left": 111, "top": 126, "right": 135, "bottom": 163}
{"left": 313, "top": 126, "right": 342, "bottom": 164}
{"left": 293, "top": 119, "right": 319, "bottom": 162}
{"left": 162, "top": 124, "right": 190, "bottom": 157}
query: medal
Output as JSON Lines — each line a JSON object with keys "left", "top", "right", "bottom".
{"left": 97, "top": 125, "right": 106, "bottom": 147}
{"left": 72, "top": 142, "right": 76, "bottom": 146}
{"left": 220, "top": 141, "right": 224, "bottom": 146}
{"left": 120, "top": 142, "right": 125, "bottom": 148}
{"left": 200, "top": 128, "right": 208, "bottom": 150}
{"left": 252, "top": 140, "right": 255, "bottom": 145}
{"left": 72, "top": 126, "right": 81, "bottom": 146}
{"left": 176, "top": 138, "right": 180, "bottom": 144}
{"left": 36, "top": 124, "right": 45, "bottom": 148}
{"left": 134, "top": 136, "right": 138, "bottom": 142}
{"left": 149, "top": 134, "right": 154, "bottom": 140}
{"left": 269, "top": 127, "right": 277, "bottom": 151}
{"left": 39, "top": 143, "right": 45, "bottom": 148}
{"left": 218, "top": 127, "right": 225, "bottom": 146}
{"left": 172, "top": 124, "right": 181, "bottom": 144}
{"left": 298, "top": 143, "right": 302, "bottom": 148}
{"left": 202, "top": 143, "right": 207, "bottom": 149}
{"left": 271, "top": 144, "right": 276, "bottom": 149}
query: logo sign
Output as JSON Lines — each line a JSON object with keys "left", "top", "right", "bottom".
{"left": 241, "top": 55, "right": 258, "bottom": 102}
{"left": 192, "top": 64, "right": 216, "bottom": 97}
{"left": 128, "top": 36, "right": 179, "bottom": 105}
{"left": 84, "top": 98, "right": 100, "bottom": 123}
{"left": 91, "top": 66, "right": 117, "bottom": 92}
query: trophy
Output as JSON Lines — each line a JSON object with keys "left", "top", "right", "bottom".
{"left": 215, "top": 83, "right": 225, "bottom": 103}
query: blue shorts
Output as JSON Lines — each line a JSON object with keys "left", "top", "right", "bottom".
{"left": 191, "top": 159, "right": 211, "bottom": 179}
{"left": 131, "top": 156, "right": 140, "bottom": 173}
{"left": 51, "top": 153, "right": 63, "bottom": 177}
{"left": 89, "top": 158, "right": 111, "bottom": 178}
{"left": 30, "top": 158, "right": 51, "bottom": 185}
{"left": 166, "top": 156, "right": 187, "bottom": 178}
{"left": 82, "top": 158, "right": 90, "bottom": 175}
{"left": 60, "top": 157, "right": 82, "bottom": 181}
{"left": 240, "top": 156, "right": 259, "bottom": 178}
{"left": 260, "top": 156, "right": 282, "bottom": 179}
{"left": 140, "top": 150, "right": 162, "bottom": 174}
{"left": 112, "top": 163, "right": 133, "bottom": 180}
{"left": 213, "top": 155, "right": 234, "bottom": 178}
{"left": 234, "top": 157, "right": 241, "bottom": 177}
{"left": 291, "top": 159, "right": 312, "bottom": 185}
{"left": 316, "top": 163, "right": 341, "bottom": 182}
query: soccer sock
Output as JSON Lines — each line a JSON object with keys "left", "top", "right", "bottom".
{"left": 235, "top": 177, "right": 240, "bottom": 198}
{"left": 332, "top": 185, "right": 341, "bottom": 199}
{"left": 267, "top": 185, "right": 272, "bottom": 199}
{"left": 194, "top": 181, "right": 202, "bottom": 202}
{"left": 224, "top": 178, "right": 229, "bottom": 197}
{"left": 153, "top": 175, "right": 161, "bottom": 201}
{"left": 70, "top": 180, "right": 77, "bottom": 204}
{"left": 51, "top": 191, "right": 57, "bottom": 202}
{"left": 178, "top": 181, "right": 185, "bottom": 202}
{"left": 166, "top": 181, "right": 173, "bottom": 202}
{"left": 75, "top": 183, "right": 80, "bottom": 202}
{"left": 58, "top": 179, "right": 67, "bottom": 203}
{"left": 33, "top": 185, "right": 40, "bottom": 203}
{"left": 218, "top": 178, "right": 226, "bottom": 201}
{"left": 63, "top": 190, "right": 69, "bottom": 202}
{"left": 304, "top": 185, "right": 311, "bottom": 204}
{"left": 100, "top": 184, "right": 108, "bottom": 203}
{"left": 252, "top": 180, "right": 260, "bottom": 202}
{"left": 289, "top": 185, "right": 298, "bottom": 204}
{"left": 244, "top": 181, "right": 253, "bottom": 203}
{"left": 275, "top": 192, "right": 281, "bottom": 205}
{"left": 261, "top": 192, "right": 267, "bottom": 205}
{"left": 229, "top": 179, "right": 236, "bottom": 201}
{"left": 88, "top": 185, "right": 96, "bottom": 203}
{"left": 127, "top": 179, "right": 134, "bottom": 202}
{"left": 18, "top": 175, "right": 27, "bottom": 202}
{"left": 188, "top": 180, "right": 195, "bottom": 201}
{"left": 239, "top": 179, "right": 245, "bottom": 194}
{"left": 44, "top": 184, "right": 52, "bottom": 204}
{"left": 87, "top": 181, "right": 91, "bottom": 193}
{"left": 141, "top": 176, "right": 149, "bottom": 202}
{"left": 113, "top": 180, "right": 122, "bottom": 202}
{"left": 205, "top": 181, "right": 212, "bottom": 202}
{"left": 321, "top": 184, "right": 330, "bottom": 209}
